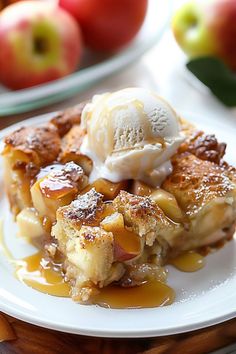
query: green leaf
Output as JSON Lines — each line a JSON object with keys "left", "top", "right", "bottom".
{"left": 186, "top": 57, "right": 236, "bottom": 107}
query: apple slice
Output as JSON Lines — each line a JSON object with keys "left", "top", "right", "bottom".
{"left": 82, "top": 179, "right": 128, "bottom": 200}
{"left": 31, "top": 162, "right": 88, "bottom": 222}
{"left": 131, "top": 180, "right": 154, "bottom": 197}
{"left": 113, "top": 229, "right": 142, "bottom": 262}
{"left": 16, "top": 208, "right": 45, "bottom": 240}
{"left": 150, "top": 188, "right": 183, "bottom": 223}
{"left": 101, "top": 213, "right": 141, "bottom": 262}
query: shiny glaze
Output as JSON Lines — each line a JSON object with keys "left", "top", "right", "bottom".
{"left": 15, "top": 251, "right": 70, "bottom": 297}
{"left": 93, "top": 281, "right": 175, "bottom": 309}
{"left": 14, "top": 251, "right": 175, "bottom": 308}
{"left": 170, "top": 251, "right": 205, "bottom": 272}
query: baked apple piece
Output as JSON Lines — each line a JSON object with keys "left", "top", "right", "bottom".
{"left": 2, "top": 125, "right": 61, "bottom": 216}
{"left": 101, "top": 212, "right": 142, "bottom": 262}
{"left": 131, "top": 180, "right": 183, "bottom": 223}
{"left": 51, "top": 189, "right": 124, "bottom": 301}
{"left": 30, "top": 162, "right": 88, "bottom": 224}
{"left": 82, "top": 178, "right": 128, "bottom": 200}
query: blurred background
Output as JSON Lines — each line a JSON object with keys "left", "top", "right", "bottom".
{"left": 0, "top": 0, "right": 235, "bottom": 130}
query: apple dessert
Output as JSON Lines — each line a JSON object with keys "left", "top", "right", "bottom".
{"left": 2, "top": 88, "right": 236, "bottom": 307}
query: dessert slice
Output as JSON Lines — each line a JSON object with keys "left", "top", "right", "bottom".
{"left": 51, "top": 189, "right": 179, "bottom": 301}
{"left": 163, "top": 153, "right": 236, "bottom": 250}
{"left": 51, "top": 189, "right": 124, "bottom": 301}
{"left": 2, "top": 125, "right": 61, "bottom": 216}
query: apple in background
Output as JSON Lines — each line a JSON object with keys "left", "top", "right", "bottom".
{"left": 59, "top": 0, "right": 148, "bottom": 52}
{"left": 0, "top": 0, "right": 20, "bottom": 11}
{"left": 0, "top": 1, "right": 82, "bottom": 90}
{"left": 172, "top": 0, "right": 236, "bottom": 71}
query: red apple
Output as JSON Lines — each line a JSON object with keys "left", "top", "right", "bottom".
{"left": 172, "top": 0, "right": 236, "bottom": 71}
{"left": 59, "top": 0, "right": 148, "bottom": 52}
{"left": 0, "top": 1, "right": 82, "bottom": 90}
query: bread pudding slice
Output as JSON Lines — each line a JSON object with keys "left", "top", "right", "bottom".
{"left": 52, "top": 189, "right": 124, "bottom": 301}
{"left": 163, "top": 153, "right": 236, "bottom": 250}
{"left": 2, "top": 125, "right": 61, "bottom": 216}
{"left": 1, "top": 97, "right": 236, "bottom": 306}
{"left": 52, "top": 188, "right": 178, "bottom": 301}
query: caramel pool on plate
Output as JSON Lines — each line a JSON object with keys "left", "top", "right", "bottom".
{"left": 93, "top": 281, "right": 175, "bottom": 309}
{"left": 15, "top": 251, "right": 175, "bottom": 308}
{"left": 170, "top": 251, "right": 205, "bottom": 272}
{"left": 14, "top": 250, "right": 204, "bottom": 308}
{"left": 15, "top": 251, "right": 70, "bottom": 297}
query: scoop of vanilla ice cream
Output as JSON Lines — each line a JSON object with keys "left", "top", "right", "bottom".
{"left": 80, "top": 87, "right": 185, "bottom": 186}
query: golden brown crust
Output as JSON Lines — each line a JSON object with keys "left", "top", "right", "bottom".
{"left": 163, "top": 153, "right": 234, "bottom": 217}
{"left": 220, "top": 161, "right": 236, "bottom": 184}
{"left": 113, "top": 190, "right": 182, "bottom": 248}
{"left": 178, "top": 131, "right": 226, "bottom": 164}
{"left": 114, "top": 190, "right": 169, "bottom": 225}
{"left": 59, "top": 125, "right": 92, "bottom": 175}
{"left": 50, "top": 102, "right": 87, "bottom": 137}
{"left": 57, "top": 188, "right": 104, "bottom": 228}
{"left": 3, "top": 125, "right": 61, "bottom": 167}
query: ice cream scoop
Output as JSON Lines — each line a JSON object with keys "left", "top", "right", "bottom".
{"left": 80, "top": 87, "right": 185, "bottom": 186}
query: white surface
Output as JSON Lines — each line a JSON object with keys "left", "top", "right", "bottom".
{"left": 0, "top": 111, "right": 235, "bottom": 338}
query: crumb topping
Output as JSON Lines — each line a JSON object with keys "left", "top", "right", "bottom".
{"left": 164, "top": 153, "right": 234, "bottom": 216}
{"left": 4, "top": 125, "right": 61, "bottom": 165}
{"left": 62, "top": 188, "right": 104, "bottom": 224}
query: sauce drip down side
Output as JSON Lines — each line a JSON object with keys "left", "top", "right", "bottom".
{"left": 15, "top": 251, "right": 70, "bottom": 297}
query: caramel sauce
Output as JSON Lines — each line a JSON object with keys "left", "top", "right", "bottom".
{"left": 40, "top": 176, "right": 77, "bottom": 199}
{"left": 131, "top": 180, "right": 153, "bottom": 197}
{"left": 15, "top": 251, "right": 70, "bottom": 297}
{"left": 113, "top": 228, "right": 141, "bottom": 260}
{"left": 15, "top": 251, "right": 174, "bottom": 309}
{"left": 170, "top": 251, "right": 205, "bottom": 272}
{"left": 82, "top": 179, "right": 127, "bottom": 200}
{"left": 0, "top": 314, "right": 16, "bottom": 342}
{"left": 93, "top": 281, "right": 175, "bottom": 309}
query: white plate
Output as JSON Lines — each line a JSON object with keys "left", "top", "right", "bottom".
{"left": 0, "top": 112, "right": 235, "bottom": 338}
{"left": 0, "top": 0, "right": 171, "bottom": 115}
